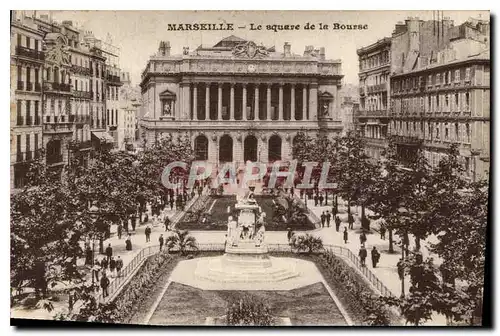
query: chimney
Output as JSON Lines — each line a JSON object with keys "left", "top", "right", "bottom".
{"left": 165, "top": 41, "right": 171, "bottom": 56}
{"left": 284, "top": 42, "right": 291, "bottom": 57}
{"left": 158, "top": 41, "right": 165, "bottom": 56}
{"left": 319, "top": 47, "right": 325, "bottom": 60}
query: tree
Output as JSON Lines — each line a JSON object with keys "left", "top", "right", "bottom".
{"left": 165, "top": 229, "right": 198, "bottom": 255}
{"left": 290, "top": 234, "right": 324, "bottom": 254}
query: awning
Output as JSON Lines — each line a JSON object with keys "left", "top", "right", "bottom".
{"left": 92, "top": 131, "right": 115, "bottom": 143}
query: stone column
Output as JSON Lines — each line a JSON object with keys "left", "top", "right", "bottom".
{"left": 230, "top": 83, "right": 235, "bottom": 120}
{"left": 254, "top": 84, "right": 259, "bottom": 120}
{"left": 302, "top": 84, "right": 307, "bottom": 120}
{"left": 266, "top": 84, "right": 271, "bottom": 120}
{"left": 309, "top": 83, "right": 318, "bottom": 120}
{"left": 182, "top": 83, "right": 191, "bottom": 120}
{"left": 205, "top": 83, "right": 210, "bottom": 120}
{"left": 217, "top": 83, "right": 223, "bottom": 120}
{"left": 242, "top": 84, "right": 247, "bottom": 121}
{"left": 278, "top": 84, "right": 284, "bottom": 121}
{"left": 192, "top": 83, "right": 198, "bottom": 121}
{"left": 290, "top": 84, "right": 296, "bottom": 121}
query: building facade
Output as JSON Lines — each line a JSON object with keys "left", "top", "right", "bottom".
{"left": 389, "top": 17, "right": 490, "bottom": 181}
{"left": 356, "top": 38, "right": 391, "bottom": 159}
{"left": 140, "top": 36, "right": 343, "bottom": 166}
{"left": 103, "top": 38, "right": 122, "bottom": 147}
{"left": 10, "top": 12, "right": 45, "bottom": 189}
{"left": 118, "top": 72, "right": 141, "bottom": 150}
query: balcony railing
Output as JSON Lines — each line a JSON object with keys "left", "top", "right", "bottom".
{"left": 15, "top": 46, "right": 45, "bottom": 61}
{"left": 43, "top": 82, "right": 71, "bottom": 93}
{"left": 47, "top": 153, "right": 63, "bottom": 165}
{"left": 107, "top": 74, "right": 121, "bottom": 84}
{"left": 71, "top": 65, "right": 91, "bottom": 76}
{"left": 73, "top": 90, "right": 93, "bottom": 99}
{"left": 367, "top": 83, "right": 388, "bottom": 94}
{"left": 356, "top": 109, "right": 389, "bottom": 118}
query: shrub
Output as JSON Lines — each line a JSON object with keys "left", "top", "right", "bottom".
{"left": 226, "top": 295, "right": 275, "bottom": 326}
{"left": 291, "top": 234, "right": 324, "bottom": 254}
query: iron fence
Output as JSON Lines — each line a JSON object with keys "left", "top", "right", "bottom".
{"left": 99, "top": 241, "right": 394, "bottom": 303}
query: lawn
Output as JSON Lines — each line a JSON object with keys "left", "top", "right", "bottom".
{"left": 147, "top": 282, "right": 347, "bottom": 326}
{"left": 177, "top": 195, "right": 314, "bottom": 231}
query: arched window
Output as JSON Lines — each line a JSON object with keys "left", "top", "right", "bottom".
{"left": 268, "top": 134, "right": 282, "bottom": 162}
{"left": 194, "top": 135, "right": 209, "bottom": 161}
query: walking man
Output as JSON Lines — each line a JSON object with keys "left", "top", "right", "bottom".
{"left": 335, "top": 215, "right": 341, "bottom": 232}
{"left": 359, "top": 245, "right": 367, "bottom": 266}
{"left": 371, "top": 246, "right": 381, "bottom": 268}
{"left": 145, "top": 225, "right": 152, "bottom": 243}
{"left": 116, "top": 256, "right": 123, "bottom": 277}
{"left": 326, "top": 211, "right": 331, "bottom": 228}
{"left": 343, "top": 227, "right": 348, "bottom": 244}
{"left": 360, "top": 232, "right": 367, "bottom": 246}
{"left": 109, "top": 257, "right": 116, "bottom": 278}
{"left": 313, "top": 194, "right": 318, "bottom": 206}
{"left": 164, "top": 216, "right": 171, "bottom": 231}
{"left": 159, "top": 234, "right": 164, "bottom": 251}
{"left": 105, "top": 243, "right": 113, "bottom": 264}
{"left": 380, "top": 223, "right": 386, "bottom": 240}
{"left": 397, "top": 258, "right": 405, "bottom": 281}
{"left": 348, "top": 213, "right": 354, "bottom": 230}
{"left": 100, "top": 272, "right": 110, "bottom": 298}
{"left": 319, "top": 194, "right": 324, "bottom": 206}
{"left": 117, "top": 223, "right": 123, "bottom": 240}
{"left": 320, "top": 212, "right": 326, "bottom": 228}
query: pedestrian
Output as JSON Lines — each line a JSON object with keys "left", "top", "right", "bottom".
{"left": 371, "top": 246, "right": 381, "bottom": 268}
{"left": 131, "top": 215, "right": 137, "bottom": 231}
{"left": 125, "top": 234, "right": 132, "bottom": 251}
{"left": 397, "top": 258, "right": 404, "bottom": 280}
{"left": 326, "top": 211, "right": 331, "bottom": 228}
{"left": 348, "top": 213, "right": 354, "bottom": 230}
{"left": 117, "top": 223, "right": 123, "bottom": 240}
{"left": 159, "top": 234, "right": 164, "bottom": 251}
{"left": 290, "top": 186, "right": 294, "bottom": 196}
{"left": 145, "top": 225, "right": 152, "bottom": 243}
{"left": 287, "top": 228, "right": 294, "bottom": 244}
{"left": 343, "top": 227, "right": 348, "bottom": 244}
{"left": 105, "top": 243, "right": 113, "bottom": 263}
{"left": 92, "top": 259, "right": 101, "bottom": 283}
{"left": 85, "top": 245, "right": 92, "bottom": 265}
{"left": 319, "top": 194, "right": 324, "bottom": 206}
{"left": 109, "top": 257, "right": 116, "bottom": 278}
{"left": 116, "top": 256, "right": 123, "bottom": 277}
{"left": 100, "top": 256, "right": 108, "bottom": 271}
{"left": 100, "top": 272, "right": 110, "bottom": 298}
{"left": 320, "top": 211, "right": 326, "bottom": 228}
{"left": 164, "top": 216, "right": 171, "bottom": 231}
{"left": 144, "top": 213, "right": 149, "bottom": 223}
{"left": 380, "top": 223, "right": 386, "bottom": 240}
{"left": 360, "top": 232, "right": 367, "bottom": 246}
{"left": 313, "top": 194, "right": 318, "bottom": 206}
{"left": 359, "top": 245, "right": 367, "bottom": 266}
{"left": 335, "top": 215, "right": 341, "bottom": 232}
{"left": 332, "top": 205, "right": 337, "bottom": 217}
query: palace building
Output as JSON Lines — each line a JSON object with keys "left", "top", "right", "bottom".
{"left": 139, "top": 35, "right": 343, "bottom": 166}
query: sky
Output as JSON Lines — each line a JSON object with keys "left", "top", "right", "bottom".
{"left": 44, "top": 10, "right": 489, "bottom": 86}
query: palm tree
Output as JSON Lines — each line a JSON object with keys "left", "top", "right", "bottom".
{"left": 165, "top": 229, "right": 198, "bottom": 255}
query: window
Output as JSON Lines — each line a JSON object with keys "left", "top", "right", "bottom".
{"left": 17, "top": 100, "right": 21, "bottom": 118}
{"left": 26, "top": 134, "right": 30, "bottom": 152}
{"left": 17, "top": 65, "right": 22, "bottom": 83}
{"left": 465, "top": 68, "right": 471, "bottom": 82}
{"left": 466, "top": 124, "right": 470, "bottom": 142}
{"left": 17, "top": 34, "right": 21, "bottom": 47}
{"left": 465, "top": 92, "right": 470, "bottom": 110}
{"left": 25, "top": 36, "right": 30, "bottom": 49}
{"left": 35, "top": 134, "right": 38, "bottom": 151}
{"left": 455, "top": 123, "right": 459, "bottom": 141}
{"left": 455, "top": 69, "right": 460, "bottom": 83}
{"left": 436, "top": 73, "right": 441, "bottom": 85}
{"left": 436, "top": 95, "right": 440, "bottom": 111}
{"left": 445, "top": 94, "right": 449, "bottom": 110}
{"left": 445, "top": 123, "right": 449, "bottom": 140}
{"left": 34, "top": 40, "right": 38, "bottom": 51}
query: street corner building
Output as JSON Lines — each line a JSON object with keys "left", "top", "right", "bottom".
{"left": 356, "top": 16, "right": 490, "bottom": 181}
{"left": 139, "top": 36, "right": 344, "bottom": 166}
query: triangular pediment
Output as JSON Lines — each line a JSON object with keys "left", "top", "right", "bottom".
{"left": 159, "top": 89, "right": 176, "bottom": 98}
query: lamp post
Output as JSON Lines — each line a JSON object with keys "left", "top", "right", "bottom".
{"left": 89, "top": 203, "right": 99, "bottom": 271}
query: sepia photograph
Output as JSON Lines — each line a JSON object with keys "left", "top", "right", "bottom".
{"left": 9, "top": 9, "right": 490, "bottom": 327}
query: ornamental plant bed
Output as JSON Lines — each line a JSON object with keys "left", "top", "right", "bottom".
{"left": 177, "top": 195, "right": 314, "bottom": 231}
{"left": 270, "top": 251, "right": 400, "bottom": 326}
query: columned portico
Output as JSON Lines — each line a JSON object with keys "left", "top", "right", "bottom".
{"left": 140, "top": 36, "right": 343, "bottom": 165}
